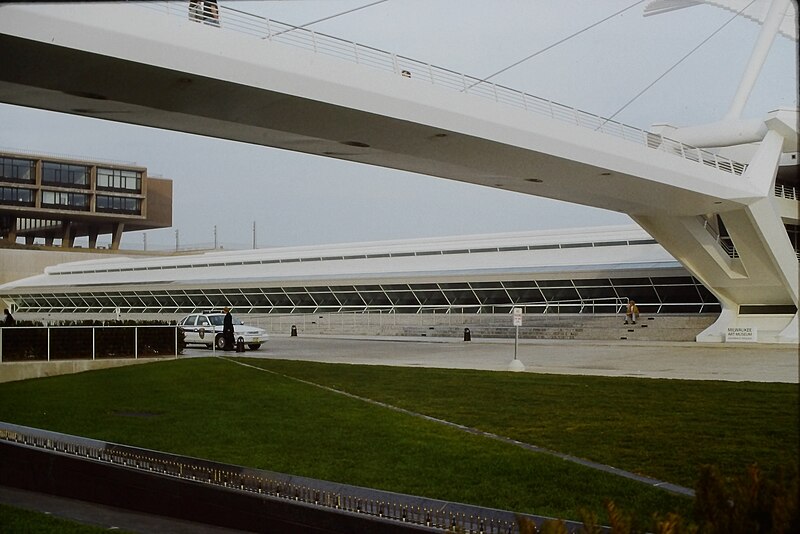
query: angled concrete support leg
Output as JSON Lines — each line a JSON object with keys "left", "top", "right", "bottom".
{"left": 111, "top": 222, "right": 124, "bottom": 250}
{"left": 61, "top": 221, "right": 75, "bottom": 248}
{"left": 777, "top": 313, "right": 799, "bottom": 344}
{"left": 696, "top": 306, "right": 737, "bottom": 343}
{"left": 88, "top": 227, "right": 98, "bottom": 249}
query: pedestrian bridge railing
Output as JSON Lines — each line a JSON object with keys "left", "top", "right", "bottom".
{"left": 775, "top": 183, "right": 797, "bottom": 200}
{"left": 136, "top": 2, "right": 747, "bottom": 176}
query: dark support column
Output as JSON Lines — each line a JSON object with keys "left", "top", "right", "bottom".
{"left": 1, "top": 216, "right": 17, "bottom": 242}
{"left": 88, "top": 227, "right": 99, "bottom": 249}
{"left": 111, "top": 222, "right": 125, "bottom": 250}
{"left": 61, "top": 221, "right": 75, "bottom": 248}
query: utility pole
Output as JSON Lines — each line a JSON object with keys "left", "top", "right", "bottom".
{"left": 214, "top": 225, "right": 218, "bottom": 249}
{"left": 175, "top": 229, "right": 179, "bottom": 251}
{"left": 252, "top": 221, "right": 256, "bottom": 249}
{"left": 143, "top": 232, "right": 147, "bottom": 251}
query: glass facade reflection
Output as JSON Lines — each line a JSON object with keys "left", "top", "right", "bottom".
{"left": 8, "top": 276, "right": 720, "bottom": 315}
{"left": 42, "top": 162, "right": 89, "bottom": 188}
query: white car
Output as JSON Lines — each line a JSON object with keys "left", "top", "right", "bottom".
{"left": 178, "top": 312, "right": 268, "bottom": 350}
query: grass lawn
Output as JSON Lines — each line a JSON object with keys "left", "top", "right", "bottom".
{"left": 243, "top": 358, "right": 799, "bottom": 488}
{"left": 0, "top": 503, "right": 129, "bottom": 533}
{"left": 0, "top": 356, "right": 796, "bottom": 527}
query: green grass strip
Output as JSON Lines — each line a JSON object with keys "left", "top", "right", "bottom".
{"left": 242, "top": 358, "right": 797, "bottom": 488}
{"left": 0, "top": 503, "right": 128, "bottom": 533}
{"left": 224, "top": 356, "right": 693, "bottom": 496}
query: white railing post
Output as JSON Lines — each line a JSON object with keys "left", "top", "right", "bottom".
{"left": 47, "top": 326, "right": 51, "bottom": 362}
{"left": 353, "top": 42, "right": 360, "bottom": 64}
{"left": 265, "top": 19, "right": 272, "bottom": 40}
{"left": 175, "top": 325, "right": 179, "bottom": 358}
{"left": 310, "top": 29, "right": 318, "bottom": 53}
{"left": 92, "top": 327, "right": 96, "bottom": 361}
{"left": 521, "top": 92, "right": 528, "bottom": 111}
{"left": 391, "top": 53, "right": 399, "bottom": 75}
{"left": 135, "top": 326, "right": 138, "bottom": 359}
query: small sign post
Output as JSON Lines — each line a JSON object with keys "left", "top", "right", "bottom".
{"left": 509, "top": 308, "right": 525, "bottom": 371}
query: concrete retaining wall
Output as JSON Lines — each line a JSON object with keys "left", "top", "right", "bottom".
{"left": 258, "top": 313, "right": 718, "bottom": 342}
{"left": 0, "top": 358, "right": 166, "bottom": 384}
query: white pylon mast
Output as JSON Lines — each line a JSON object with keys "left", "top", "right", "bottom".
{"left": 725, "top": 0, "right": 792, "bottom": 119}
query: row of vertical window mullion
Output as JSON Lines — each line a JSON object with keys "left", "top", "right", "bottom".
{"left": 10, "top": 280, "right": 720, "bottom": 313}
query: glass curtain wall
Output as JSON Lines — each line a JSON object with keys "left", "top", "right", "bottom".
{"left": 6, "top": 276, "right": 720, "bottom": 315}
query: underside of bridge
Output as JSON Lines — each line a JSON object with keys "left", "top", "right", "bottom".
{"left": 0, "top": 2, "right": 796, "bottom": 342}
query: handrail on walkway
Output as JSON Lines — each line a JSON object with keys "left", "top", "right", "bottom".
{"left": 775, "top": 183, "right": 797, "bottom": 200}
{"left": 136, "top": 2, "right": 747, "bottom": 176}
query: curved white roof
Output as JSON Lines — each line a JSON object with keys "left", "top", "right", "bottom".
{"left": 0, "top": 226, "right": 682, "bottom": 293}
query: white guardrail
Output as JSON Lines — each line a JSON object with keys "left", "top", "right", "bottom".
{"left": 775, "top": 184, "right": 797, "bottom": 200}
{"left": 137, "top": 1, "right": 747, "bottom": 176}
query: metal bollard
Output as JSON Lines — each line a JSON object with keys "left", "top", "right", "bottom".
{"left": 236, "top": 337, "right": 245, "bottom": 352}
{"left": 463, "top": 327, "right": 471, "bottom": 342}
{"left": 290, "top": 325, "right": 298, "bottom": 337}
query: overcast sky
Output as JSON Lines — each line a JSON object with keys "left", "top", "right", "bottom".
{"left": 0, "top": 0, "right": 796, "bottom": 251}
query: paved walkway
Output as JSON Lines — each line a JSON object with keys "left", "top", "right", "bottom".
{"left": 189, "top": 335, "right": 799, "bottom": 383}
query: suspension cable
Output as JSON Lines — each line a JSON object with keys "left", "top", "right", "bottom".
{"left": 601, "top": 0, "right": 758, "bottom": 125}
{"left": 465, "top": 0, "right": 648, "bottom": 91}
{"left": 273, "top": 0, "right": 389, "bottom": 36}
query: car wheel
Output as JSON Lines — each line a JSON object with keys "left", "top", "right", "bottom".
{"left": 248, "top": 344, "right": 261, "bottom": 350}
{"left": 215, "top": 335, "right": 226, "bottom": 350}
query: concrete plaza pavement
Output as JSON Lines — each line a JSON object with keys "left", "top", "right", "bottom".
{"left": 189, "top": 335, "right": 799, "bottom": 383}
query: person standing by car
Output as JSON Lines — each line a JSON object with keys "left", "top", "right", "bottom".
{"left": 223, "top": 307, "right": 235, "bottom": 351}
{"left": 3, "top": 308, "right": 14, "bottom": 326}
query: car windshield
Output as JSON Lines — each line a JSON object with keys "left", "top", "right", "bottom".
{"left": 208, "top": 315, "right": 244, "bottom": 326}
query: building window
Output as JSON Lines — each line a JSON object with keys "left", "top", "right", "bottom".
{"left": 41, "top": 190, "right": 89, "bottom": 210}
{"left": 0, "top": 157, "right": 35, "bottom": 183}
{"left": 97, "top": 168, "right": 142, "bottom": 192}
{"left": 0, "top": 186, "right": 35, "bottom": 206}
{"left": 96, "top": 195, "right": 141, "bottom": 214}
{"left": 42, "top": 162, "right": 89, "bottom": 188}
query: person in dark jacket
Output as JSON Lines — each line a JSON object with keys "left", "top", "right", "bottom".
{"left": 3, "top": 308, "right": 14, "bottom": 326}
{"left": 223, "top": 307, "right": 235, "bottom": 351}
